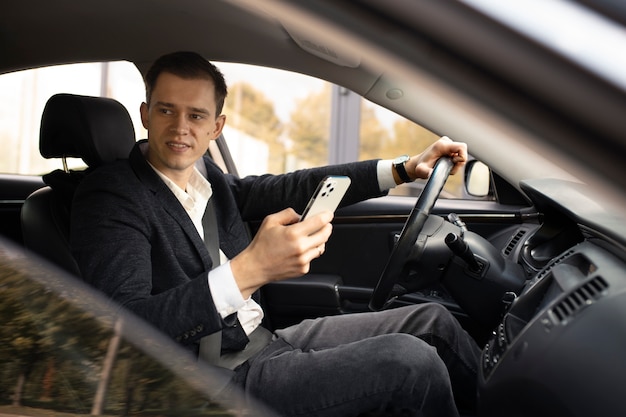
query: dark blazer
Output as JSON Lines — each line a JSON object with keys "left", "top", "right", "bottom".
{"left": 71, "top": 140, "right": 385, "bottom": 352}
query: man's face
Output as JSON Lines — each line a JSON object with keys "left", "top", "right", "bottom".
{"left": 140, "top": 72, "right": 225, "bottom": 186}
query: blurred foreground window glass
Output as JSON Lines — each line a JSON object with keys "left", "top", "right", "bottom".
{"left": 0, "top": 261, "right": 237, "bottom": 416}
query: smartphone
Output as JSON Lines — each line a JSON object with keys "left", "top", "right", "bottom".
{"left": 300, "top": 175, "right": 351, "bottom": 221}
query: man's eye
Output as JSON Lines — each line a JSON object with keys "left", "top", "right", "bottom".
{"left": 190, "top": 114, "right": 204, "bottom": 120}
{"left": 159, "top": 108, "right": 173, "bottom": 115}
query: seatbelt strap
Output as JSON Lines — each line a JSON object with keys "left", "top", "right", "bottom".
{"left": 198, "top": 197, "right": 223, "bottom": 365}
{"left": 198, "top": 332, "right": 222, "bottom": 365}
{"left": 202, "top": 197, "right": 221, "bottom": 269}
{"left": 217, "top": 325, "right": 273, "bottom": 369}
{"left": 198, "top": 197, "right": 274, "bottom": 370}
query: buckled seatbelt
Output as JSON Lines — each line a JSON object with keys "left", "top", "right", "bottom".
{"left": 217, "top": 325, "right": 273, "bottom": 369}
{"left": 198, "top": 197, "right": 273, "bottom": 370}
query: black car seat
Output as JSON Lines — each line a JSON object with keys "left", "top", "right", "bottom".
{"left": 21, "top": 93, "right": 136, "bottom": 276}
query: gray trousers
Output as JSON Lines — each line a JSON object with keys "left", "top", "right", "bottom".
{"left": 237, "top": 303, "right": 481, "bottom": 417}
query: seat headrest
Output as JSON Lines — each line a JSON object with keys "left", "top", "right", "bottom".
{"left": 40, "top": 93, "right": 136, "bottom": 167}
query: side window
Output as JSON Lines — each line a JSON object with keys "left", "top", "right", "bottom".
{"left": 218, "top": 63, "right": 330, "bottom": 177}
{"left": 362, "top": 103, "right": 467, "bottom": 199}
{"left": 0, "top": 62, "right": 145, "bottom": 175}
{"left": 218, "top": 63, "right": 473, "bottom": 199}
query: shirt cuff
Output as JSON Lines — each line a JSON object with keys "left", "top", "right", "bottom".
{"left": 207, "top": 261, "right": 246, "bottom": 318}
{"left": 377, "top": 159, "right": 397, "bottom": 192}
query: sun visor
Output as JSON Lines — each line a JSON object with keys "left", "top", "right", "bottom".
{"left": 283, "top": 24, "right": 361, "bottom": 68}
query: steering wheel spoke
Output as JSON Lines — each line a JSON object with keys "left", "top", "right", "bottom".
{"left": 369, "top": 157, "right": 455, "bottom": 311}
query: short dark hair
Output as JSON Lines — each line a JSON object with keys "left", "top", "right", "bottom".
{"left": 144, "top": 51, "right": 228, "bottom": 115}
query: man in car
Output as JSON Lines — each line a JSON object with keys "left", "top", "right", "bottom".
{"left": 71, "top": 51, "right": 480, "bottom": 417}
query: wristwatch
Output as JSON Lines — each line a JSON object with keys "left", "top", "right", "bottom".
{"left": 393, "top": 154, "right": 412, "bottom": 183}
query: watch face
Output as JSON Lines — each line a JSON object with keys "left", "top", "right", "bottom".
{"left": 394, "top": 155, "right": 409, "bottom": 164}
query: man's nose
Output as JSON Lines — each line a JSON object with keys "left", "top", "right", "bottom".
{"left": 170, "top": 114, "right": 189, "bottom": 134}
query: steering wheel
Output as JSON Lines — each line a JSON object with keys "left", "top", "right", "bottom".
{"left": 369, "top": 157, "right": 454, "bottom": 311}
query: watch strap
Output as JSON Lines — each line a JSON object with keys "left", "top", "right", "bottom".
{"left": 394, "top": 157, "right": 412, "bottom": 183}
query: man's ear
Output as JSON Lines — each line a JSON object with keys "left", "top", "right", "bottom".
{"left": 211, "top": 114, "right": 227, "bottom": 139}
{"left": 140, "top": 102, "right": 149, "bottom": 129}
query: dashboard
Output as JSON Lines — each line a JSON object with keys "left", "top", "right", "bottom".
{"left": 477, "top": 180, "right": 626, "bottom": 416}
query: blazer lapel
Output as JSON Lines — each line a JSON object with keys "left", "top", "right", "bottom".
{"left": 128, "top": 142, "right": 214, "bottom": 269}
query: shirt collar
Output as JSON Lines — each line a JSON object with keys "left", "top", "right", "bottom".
{"left": 141, "top": 141, "right": 213, "bottom": 216}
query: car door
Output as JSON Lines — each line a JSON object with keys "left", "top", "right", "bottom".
{"left": 259, "top": 169, "right": 532, "bottom": 338}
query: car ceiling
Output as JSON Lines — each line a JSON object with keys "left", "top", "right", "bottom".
{"left": 2, "top": 0, "right": 378, "bottom": 91}
{"left": 3, "top": 0, "right": 626, "bottom": 210}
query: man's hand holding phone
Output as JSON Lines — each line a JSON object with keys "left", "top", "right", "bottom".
{"left": 231, "top": 176, "right": 350, "bottom": 298}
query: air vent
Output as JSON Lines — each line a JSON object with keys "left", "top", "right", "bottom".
{"left": 503, "top": 229, "right": 527, "bottom": 256}
{"left": 551, "top": 276, "right": 609, "bottom": 323}
{"left": 534, "top": 250, "right": 575, "bottom": 282}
